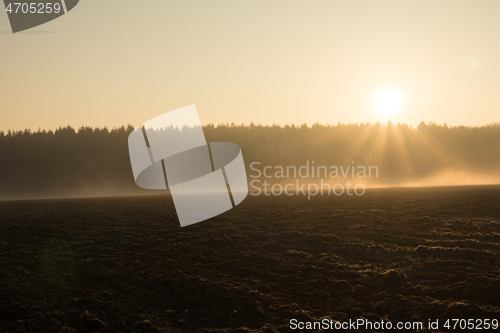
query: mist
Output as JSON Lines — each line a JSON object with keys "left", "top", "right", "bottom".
{"left": 1, "top": 121, "right": 500, "bottom": 201}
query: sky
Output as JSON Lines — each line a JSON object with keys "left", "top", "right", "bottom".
{"left": 1, "top": 0, "right": 500, "bottom": 132}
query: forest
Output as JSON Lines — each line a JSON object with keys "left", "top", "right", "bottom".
{"left": 1, "top": 122, "right": 500, "bottom": 200}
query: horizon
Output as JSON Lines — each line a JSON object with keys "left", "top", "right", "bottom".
{"left": 3, "top": 119, "right": 500, "bottom": 134}
{"left": 3, "top": 183, "right": 500, "bottom": 203}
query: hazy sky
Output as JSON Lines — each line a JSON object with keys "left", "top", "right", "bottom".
{"left": 1, "top": 0, "right": 500, "bottom": 132}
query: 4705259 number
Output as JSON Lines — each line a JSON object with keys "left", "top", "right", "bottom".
{"left": 5, "top": 2, "right": 62, "bottom": 14}
{"left": 444, "top": 318, "right": 499, "bottom": 330}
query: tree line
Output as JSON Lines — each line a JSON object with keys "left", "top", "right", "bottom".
{"left": 1, "top": 122, "right": 500, "bottom": 199}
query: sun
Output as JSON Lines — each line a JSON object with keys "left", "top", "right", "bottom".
{"left": 374, "top": 89, "right": 404, "bottom": 116}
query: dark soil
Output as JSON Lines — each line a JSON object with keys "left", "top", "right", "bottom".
{"left": 1, "top": 186, "right": 500, "bottom": 332}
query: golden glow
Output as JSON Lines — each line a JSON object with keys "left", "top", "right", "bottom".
{"left": 2, "top": 1, "right": 500, "bottom": 131}
{"left": 374, "top": 89, "right": 404, "bottom": 116}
